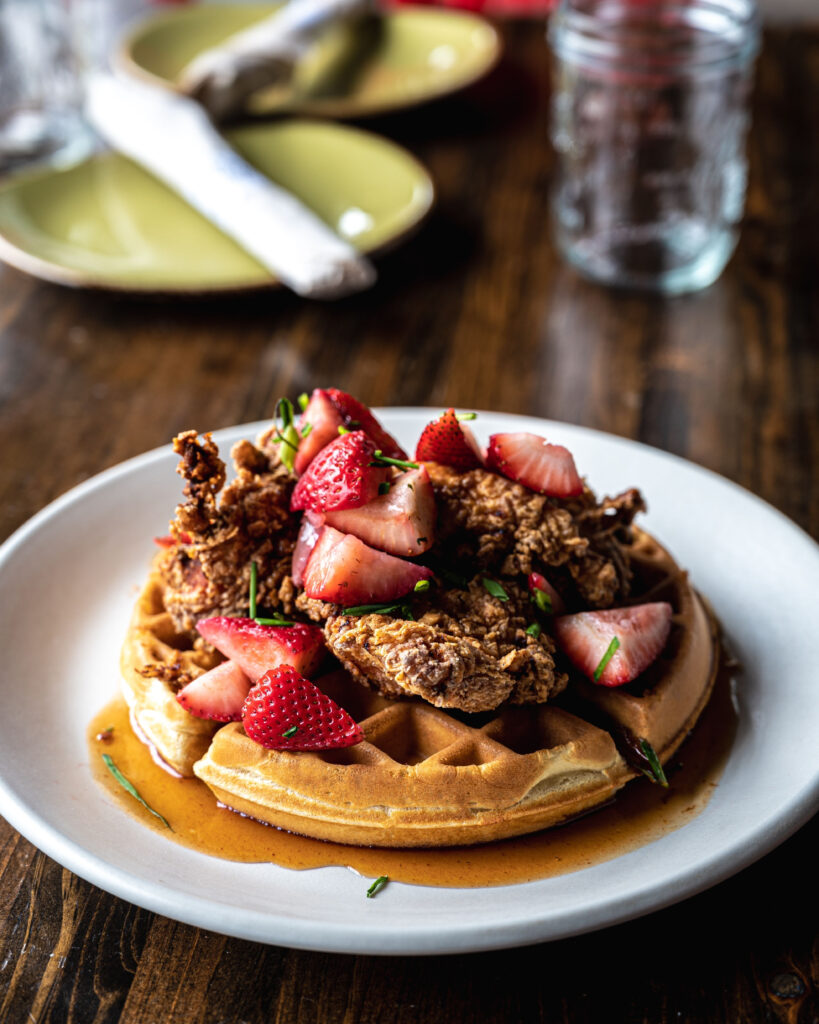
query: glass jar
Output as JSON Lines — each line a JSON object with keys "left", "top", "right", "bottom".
{"left": 548, "top": 0, "right": 760, "bottom": 294}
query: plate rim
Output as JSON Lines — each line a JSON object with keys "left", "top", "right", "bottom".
{"left": 117, "top": 3, "right": 503, "bottom": 121}
{"left": 0, "top": 120, "right": 435, "bottom": 295}
{"left": 0, "top": 409, "right": 818, "bottom": 955}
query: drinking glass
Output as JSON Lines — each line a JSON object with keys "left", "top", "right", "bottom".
{"left": 549, "top": 0, "right": 761, "bottom": 294}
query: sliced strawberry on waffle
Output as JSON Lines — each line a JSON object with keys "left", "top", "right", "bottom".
{"left": 294, "top": 389, "right": 344, "bottom": 476}
{"left": 553, "top": 602, "right": 673, "bottom": 687}
{"left": 291, "top": 511, "right": 325, "bottom": 587}
{"left": 415, "top": 408, "right": 483, "bottom": 471}
{"left": 176, "top": 660, "right": 253, "bottom": 721}
{"left": 303, "top": 526, "right": 433, "bottom": 606}
{"left": 326, "top": 388, "right": 407, "bottom": 460}
{"left": 324, "top": 466, "right": 436, "bottom": 557}
{"left": 196, "top": 618, "right": 325, "bottom": 682}
{"left": 290, "top": 430, "right": 389, "bottom": 513}
{"left": 528, "top": 571, "right": 565, "bottom": 615}
{"left": 487, "top": 432, "right": 583, "bottom": 497}
{"left": 242, "top": 666, "right": 363, "bottom": 751}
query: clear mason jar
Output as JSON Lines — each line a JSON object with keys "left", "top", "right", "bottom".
{"left": 548, "top": 0, "right": 761, "bottom": 294}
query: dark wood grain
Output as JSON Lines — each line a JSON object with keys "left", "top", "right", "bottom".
{"left": 0, "top": 22, "right": 817, "bottom": 1024}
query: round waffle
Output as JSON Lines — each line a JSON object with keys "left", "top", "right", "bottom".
{"left": 120, "top": 555, "right": 222, "bottom": 776}
{"left": 191, "top": 530, "right": 720, "bottom": 847}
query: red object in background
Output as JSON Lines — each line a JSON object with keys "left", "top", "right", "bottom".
{"left": 388, "top": 0, "right": 558, "bottom": 13}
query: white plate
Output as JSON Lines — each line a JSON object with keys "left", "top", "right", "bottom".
{"left": 0, "top": 410, "right": 817, "bottom": 955}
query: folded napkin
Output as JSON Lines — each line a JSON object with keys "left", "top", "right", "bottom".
{"left": 178, "top": 0, "right": 375, "bottom": 121}
{"left": 86, "top": 73, "right": 376, "bottom": 299}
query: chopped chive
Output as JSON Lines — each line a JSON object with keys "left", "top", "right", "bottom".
{"left": 297, "top": 392, "right": 309, "bottom": 412}
{"left": 414, "top": 579, "right": 431, "bottom": 593}
{"left": 531, "top": 589, "right": 552, "bottom": 615}
{"left": 283, "top": 725, "right": 299, "bottom": 738}
{"left": 249, "top": 560, "right": 258, "bottom": 619}
{"left": 254, "top": 616, "right": 295, "bottom": 627}
{"left": 366, "top": 875, "right": 389, "bottom": 899}
{"left": 639, "top": 739, "right": 669, "bottom": 788}
{"left": 456, "top": 412, "right": 478, "bottom": 421}
{"left": 526, "top": 622, "right": 542, "bottom": 638}
{"left": 378, "top": 481, "right": 391, "bottom": 495}
{"left": 301, "top": 422, "right": 313, "bottom": 439}
{"left": 370, "top": 450, "right": 420, "bottom": 470}
{"left": 482, "top": 578, "right": 509, "bottom": 602}
{"left": 102, "top": 754, "right": 171, "bottom": 830}
{"left": 338, "top": 425, "right": 350, "bottom": 435}
{"left": 344, "top": 600, "right": 411, "bottom": 617}
{"left": 273, "top": 397, "right": 300, "bottom": 472}
{"left": 593, "top": 636, "right": 620, "bottom": 682}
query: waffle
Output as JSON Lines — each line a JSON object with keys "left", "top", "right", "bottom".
{"left": 120, "top": 555, "right": 222, "bottom": 776}
{"left": 191, "top": 529, "right": 720, "bottom": 847}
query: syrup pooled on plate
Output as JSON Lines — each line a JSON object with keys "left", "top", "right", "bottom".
{"left": 88, "top": 658, "right": 737, "bottom": 889}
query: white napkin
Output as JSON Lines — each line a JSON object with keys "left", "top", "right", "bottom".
{"left": 178, "top": 0, "right": 375, "bottom": 121}
{"left": 85, "top": 73, "right": 376, "bottom": 299}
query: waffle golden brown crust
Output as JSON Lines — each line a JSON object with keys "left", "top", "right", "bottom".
{"left": 120, "top": 555, "right": 222, "bottom": 776}
{"left": 190, "top": 530, "right": 720, "bottom": 847}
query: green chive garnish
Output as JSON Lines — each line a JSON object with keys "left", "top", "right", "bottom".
{"left": 456, "top": 412, "right": 478, "bottom": 421}
{"left": 639, "top": 739, "right": 669, "bottom": 788}
{"left": 249, "top": 560, "right": 258, "bottom": 619}
{"left": 366, "top": 875, "right": 389, "bottom": 898}
{"left": 526, "top": 622, "right": 542, "bottom": 638}
{"left": 531, "top": 589, "right": 552, "bottom": 615}
{"left": 102, "top": 754, "right": 171, "bottom": 830}
{"left": 344, "top": 600, "right": 412, "bottom": 618}
{"left": 272, "top": 397, "right": 300, "bottom": 473}
{"left": 301, "top": 422, "right": 313, "bottom": 439}
{"left": 414, "top": 579, "right": 431, "bottom": 593}
{"left": 254, "top": 616, "right": 295, "bottom": 627}
{"left": 298, "top": 392, "right": 309, "bottom": 412}
{"left": 283, "top": 726, "right": 299, "bottom": 738}
{"left": 338, "top": 425, "right": 350, "bottom": 435}
{"left": 370, "top": 450, "right": 420, "bottom": 471}
{"left": 378, "top": 481, "right": 391, "bottom": 495}
{"left": 593, "top": 636, "right": 620, "bottom": 682}
{"left": 482, "top": 578, "right": 509, "bottom": 602}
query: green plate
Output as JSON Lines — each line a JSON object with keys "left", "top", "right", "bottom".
{"left": 120, "top": 3, "right": 501, "bottom": 119}
{"left": 0, "top": 119, "right": 434, "bottom": 293}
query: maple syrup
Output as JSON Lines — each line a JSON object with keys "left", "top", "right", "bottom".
{"left": 88, "top": 663, "right": 737, "bottom": 888}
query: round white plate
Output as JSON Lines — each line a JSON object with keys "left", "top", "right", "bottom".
{"left": 0, "top": 410, "right": 817, "bottom": 955}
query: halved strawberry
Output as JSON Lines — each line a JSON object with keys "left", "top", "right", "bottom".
{"left": 528, "top": 571, "right": 565, "bottom": 615}
{"left": 294, "top": 389, "right": 344, "bottom": 476}
{"left": 291, "top": 511, "right": 325, "bottom": 587}
{"left": 553, "top": 602, "right": 673, "bottom": 687}
{"left": 326, "top": 388, "right": 407, "bottom": 460}
{"left": 290, "top": 430, "right": 389, "bottom": 513}
{"left": 415, "top": 408, "right": 483, "bottom": 470}
{"left": 303, "top": 526, "right": 433, "bottom": 606}
{"left": 176, "top": 660, "right": 253, "bottom": 721}
{"left": 196, "top": 617, "right": 325, "bottom": 682}
{"left": 324, "top": 467, "right": 436, "bottom": 557}
{"left": 242, "top": 665, "right": 363, "bottom": 751}
{"left": 486, "top": 432, "right": 583, "bottom": 497}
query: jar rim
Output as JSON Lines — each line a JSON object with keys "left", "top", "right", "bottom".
{"left": 549, "top": 0, "right": 761, "bottom": 74}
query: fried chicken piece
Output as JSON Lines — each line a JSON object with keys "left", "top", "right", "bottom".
{"left": 425, "top": 463, "right": 644, "bottom": 608}
{"left": 157, "top": 430, "right": 298, "bottom": 634}
{"left": 324, "top": 577, "right": 568, "bottom": 712}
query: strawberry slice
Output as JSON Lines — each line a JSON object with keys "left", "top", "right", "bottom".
{"left": 291, "top": 511, "right": 325, "bottom": 587}
{"left": 553, "top": 602, "right": 673, "bottom": 687}
{"left": 528, "top": 571, "right": 565, "bottom": 615}
{"left": 196, "top": 617, "right": 325, "bottom": 682}
{"left": 294, "top": 389, "right": 344, "bottom": 477}
{"left": 176, "top": 660, "right": 253, "bottom": 721}
{"left": 415, "top": 408, "right": 483, "bottom": 470}
{"left": 242, "top": 665, "right": 363, "bottom": 750}
{"left": 324, "top": 467, "right": 436, "bottom": 557}
{"left": 290, "top": 430, "right": 389, "bottom": 513}
{"left": 326, "top": 388, "right": 407, "bottom": 460}
{"left": 487, "top": 432, "right": 583, "bottom": 497}
{"left": 303, "top": 526, "right": 433, "bottom": 606}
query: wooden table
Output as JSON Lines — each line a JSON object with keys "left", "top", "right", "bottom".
{"left": 1, "top": 22, "right": 817, "bottom": 1024}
